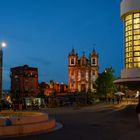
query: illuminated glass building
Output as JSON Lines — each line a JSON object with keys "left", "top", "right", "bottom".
{"left": 114, "top": 0, "right": 140, "bottom": 90}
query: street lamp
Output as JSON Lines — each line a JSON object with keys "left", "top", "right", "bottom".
{"left": 0, "top": 41, "right": 7, "bottom": 99}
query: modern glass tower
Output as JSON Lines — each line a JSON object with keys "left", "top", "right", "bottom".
{"left": 121, "top": 0, "right": 140, "bottom": 69}
{"left": 114, "top": 0, "right": 140, "bottom": 89}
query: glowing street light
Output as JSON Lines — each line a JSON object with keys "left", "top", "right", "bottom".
{"left": 1, "top": 42, "right": 7, "bottom": 48}
{"left": 0, "top": 41, "right": 7, "bottom": 99}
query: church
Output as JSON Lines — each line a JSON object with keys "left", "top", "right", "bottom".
{"left": 68, "top": 48, "right": 99, "bottom": 93}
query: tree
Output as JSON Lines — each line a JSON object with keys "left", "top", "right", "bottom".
{"left": 95, "top": 67, "right": 116, "bottom": 99}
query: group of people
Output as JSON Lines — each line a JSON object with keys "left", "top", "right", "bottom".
{"left": 106, "top": 96, "right": 122, "bottom": 104}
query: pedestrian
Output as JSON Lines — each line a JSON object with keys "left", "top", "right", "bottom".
{"left": 112, "top": 97, "right": 115, "bottom": 104}
{"left": 136, "top": 100, "right": 140, "bottom": 123}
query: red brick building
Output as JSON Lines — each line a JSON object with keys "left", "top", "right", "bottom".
{"left": 39, "top": 81, "right": 68, "bottom": 96}
{"left": 10, "top": 65, "right": 39, "bottom": 99}
{"left": 68, "top": 48, "right": 99, "bottom": 93}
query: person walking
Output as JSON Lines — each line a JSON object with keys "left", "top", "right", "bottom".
{"left": 136, "top": 100, "right": 140, "bottom": 123}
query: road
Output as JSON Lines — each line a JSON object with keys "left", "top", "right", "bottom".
{"left": 1, "top": 103, "right": 140, "bottom": 140}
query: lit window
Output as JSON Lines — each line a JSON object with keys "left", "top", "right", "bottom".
{"left": 134, "top": 63, "right": 140, "bottom": 67}
{"left": 125, "top": 15, "right": 132, "bottom": 21}
{"left": 128, "top": 42, "right": 132, "bottom": 46}
{"left": 134, "top": 24, "right": 140, "bottom": 29}
{"left": 129, "top": 63, "right": 133, "bottom": 68}
{"left": 134, "top": 46, "right": 140, "bottom": 51}
{"left": 125, "top": 25, "right": 132, "bottom": 31}
{"left": 125, "top": 64, "right": 128, "bottom": 68}
{"left": 134, "top": 35, "right": 140, "bottom": 40}
{"left": 134, "top": 18, "right": 140, "bottom": 24}
{"left": 134, "top": 13, "right": 140, "bottom": 18}
{"left": 134, "top": 52, "right": 140, "bottom": 56}
{"left": 78, "top": 70, "right": 81, "bottom": 81}
{"left": 125, "top": 52, "right": 132, "bottom": 57}
{"left": 134, "top": 29, "right": 140, "bottom": 35}
{"left": 134, "top": 40, "right": 140, "bottom": 45}
{"left": 125, "top": 20, "right": 132, "bottom": 26}
{"left": 125, "top": 48, "right": 128, "bottom": 52}
{"left": 134, "top": 57, "right": 140, "bottom": 62}
{"left": 86, "top": 71, "right": 88, "bottom": 81}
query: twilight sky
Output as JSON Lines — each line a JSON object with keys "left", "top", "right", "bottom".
{"left": 0, "top": 0, "right": 123, "bottom": 89}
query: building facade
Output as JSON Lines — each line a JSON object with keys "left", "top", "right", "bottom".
{"left": 68, "top": 48, "right": 99, "bottom": 93}
{"left": 114, "top": 0, "right": 140, "bottom": 90}
{"left": 39, "top": 81, "right": 68, "bottom": 96}
{"left": 10, "top": 65, "right": 39, "bottom": 99}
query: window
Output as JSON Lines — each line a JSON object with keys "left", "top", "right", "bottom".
{"left": 134, "top": 40, "right": 140, "bottom": 46}
{"left": 134, "top": 24, "right": 140, "bottom": 29}
{"left": 134, "top": 13, "right": 140, "bottom": 18}
{"left": 78, "top": 70, "right": 81, "bottom": 81}
{"left": 124, "top": 13, "right": 140, "bottom": 68}
{"left": 134, "top": 52, "right": 140, "bottom": 56}
{"left": 71, "top": 59, "right": 74, "bottom": 65}
{"left": 125, "top": 15, "right": 132, "bottom": 21}
{"left": 134, "top": 46, "right": 140, "bottom": 51}
{"left": 92, "top": 58, "right": 96, "bottom": 65}
{"left": 134, "top": 57, "right": 140, "bottom": 62}
{"left": 134, "top": 35, "right": 140, "bottom": 40}
{"left": 86, "top": 71, "right": 88, "bottom": 81}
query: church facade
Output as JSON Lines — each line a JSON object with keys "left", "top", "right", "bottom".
{"left": 68, "top": 48, "right": 99, "bottom": 93}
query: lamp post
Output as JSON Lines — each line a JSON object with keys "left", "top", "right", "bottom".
{"left": 0, "top": 41, "right": 7, "bottom": 99}
{"left": 104, "top": 69, "right": 107, "bottom": 101}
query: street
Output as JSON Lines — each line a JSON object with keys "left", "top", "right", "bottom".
{"left": 1, "top": 103, "right": 140, "bottom": 140}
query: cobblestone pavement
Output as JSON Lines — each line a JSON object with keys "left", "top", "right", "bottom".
{"left": 0, "top": 102, "right": 140, "bottom": 140}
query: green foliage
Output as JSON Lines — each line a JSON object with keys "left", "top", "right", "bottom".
{"left": 37, "top": 92, "right": 46, "bottom": 98}
{"left": 86, "top": 92, "right": 96, "bottom": 104}
{"left": 95, "top": 67, "right": 116, "bottom": 99}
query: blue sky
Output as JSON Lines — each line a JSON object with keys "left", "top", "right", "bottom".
{"left": 0, "top": 0, "right": 123, "bottom": 89}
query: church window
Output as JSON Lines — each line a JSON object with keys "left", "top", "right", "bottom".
{"left": 92, "top": 58, "right": 96, "bottom": 65}
{"left": 86, "top": 71, "right": 88, "bottom": 81}
{"left": 78, "top": 70, "right": 81, "bottom": 81}
{"left": 71, "top": 59, "right": 74, "bottom": 65}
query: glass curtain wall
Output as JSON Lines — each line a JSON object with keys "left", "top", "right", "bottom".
{"left": 125, "top": 13, "right": 140, "bottom": 68}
